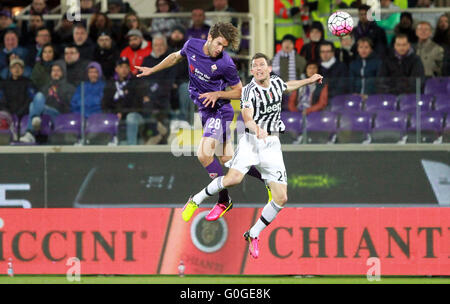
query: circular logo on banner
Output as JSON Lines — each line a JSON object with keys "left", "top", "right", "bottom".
{"left": 190, "top": 211, "right": 228, "bottom": 253}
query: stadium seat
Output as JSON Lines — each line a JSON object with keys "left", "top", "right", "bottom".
{"left": 329, "top": 94, "right": 363, "bottom": 112}
{"left": 424, "top": 77, "right": 449, "bottom": 95}
{"left": 336, "top": 111, "right": 372, "bottom": 143}
{"left": 280, "top": 111, "right": 303, "bottom": 144}
{"left": 19, "top": 114, "right": 52, "bottom": 136}
{"left": 433, "top": 94, "right": 450, "bottom": 116}
{"left": 398, "top": 94, "right": 433, "bottom": 114}
{"left": 364, "top": 94, "right": 397, "bottom": 112}
{"left": 48, "top": 113, "right": 82, "bottom": 145}
{"left": 407, "top": 111, "right": 444, "bottom": 143}
{"left": 371, "top": 110, "right": 408, "bottom": 143}
{"left": 303, "top": 111, "right": 338, "bottom": 144}
{"left": 85, "top": 113, "right": 119, "bottom": 145}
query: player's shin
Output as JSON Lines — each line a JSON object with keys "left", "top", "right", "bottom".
{"left": 249, "top": 200, "right": 284, "bottom": 238}
{"left": 192, "top": 176, "right": 225, "bottom": 205}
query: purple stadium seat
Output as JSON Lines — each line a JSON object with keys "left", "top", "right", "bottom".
{"left": 365, "top": 94, "right": 397, "bottom": 112}
{"left": 304, "top": 111, "right": 338, "bottom": 143}
{"left": 424, "top": 77, "right": 449, "bottom": 95}
{"left": 398, "top": 94, "right": 433, "bottom": 114}
{"left": 49, "top": 113, "right": 82, "bottom": 145}
{"left": 330, "top": 94, "right": 363, "bottom": 112}
{"left": 433, "top": 93, "right": 450, "bottom": 116}
{"left": 85, "top": 113, "right": 119, "bottom": 145}
{"left": 280, "top": 111, "right": 303, "bottom": 144}
{"left": 336, "top": 111, "right": 372, "bottom": 143}
{"left": 407, "top": 111, "right": 444, "bottom": 143}
{"left": 19, "top": 114, "right": 52, "bottom": 136}
{"left": 371, "top": 110, "right": 408, "bottom": 143}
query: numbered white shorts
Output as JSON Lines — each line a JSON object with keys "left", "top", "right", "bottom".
{"left": 226, "top": 133, "right": 287, "bottom": 184}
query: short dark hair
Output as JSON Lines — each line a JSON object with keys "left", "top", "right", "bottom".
{"left": 64, "top": 43, "right": 79, "bottom": 52}
{"left": 209, "top": 22, "right": 240, "bottom": 51}
{"left": 251, "top": 52, "right": 271, "bottom": 66}
{"left": 356, "top": 37, "right": 374, "bottom": 48}
{"left": 394, "top": 33, "right": 410, "bottom": 43}
{"left": 319, "top": 40, "right": 335, "bottom": 51}
{"left": 358, "top": 4, "right": 371, "bottom": 12}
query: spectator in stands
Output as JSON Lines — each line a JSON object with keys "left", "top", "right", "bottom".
{"left": 0, "top": 9, "right": 16, "bottom": 43}
{"left": 20, "top": 61, "right": 76, "bottom": 143}
{"left": 335, "top": 34, "right": 355, "bottom": 67}
{"left": 30, "top": 43, "right": 57, "bottom": 90}
{"left": 118, "top": 12, "right": 151, "bottom": 50}
{"left": 288, "top": 61, "right": 328, "bottom": 115}
{"left": 168, "top": 25, "right": 186, "bottom": 50}
{"left": 72, "top": 23, "right": 95, "bottom": 60}
{"left": 433, "top": 13, "right": 450, "bottom": 49}
{"left": 30, "top": 0, "right": 48, "bottom": 15}
{"left": 394, "top": 12, "right": 418, "bottom": 45}
{"left": 377, "top": 33, "right": 425, "bottom": 94}
{"left": 141, "top": 34, "right": 175, "bottom": 144}
{"left": 207, "top": 0, "right": 238, "bottom": 27}
{"left": 300, "top": 21, "right": 325, "bottom": 63}
{"left": 93, "top": 31, "right": 120, "bottom": 80}
{"left": 0, "top": 30, "right": 28, "bottom": 73}
{"left": 27, "top": 27, "right": 52, "bottom": 66}
{"left": 318, "top": 41, "right": 349, "bottom": 98}
{"left": 1, "top": 52, "right": 32, "bottom": 80}
{"left": 150, "top": 0, "right": 185, "bottom": 38}
{"left": 108, "top": 0, "right": 132, "bottom": 14}
{"left": 349, "top": 37, "right": 381, "bottom": 96}
{"left": 88, "top": 12, "right": 116, "bottom": 43}
{"left": 0, "top": 58, "right": 39, "bottom": 128}
{"left": 71, "top": 62, "right": 105, "bottom": 118}
{"left": 272, "top": 34, "right": 307, "bottom": 83}
{"left": 415, "top": 21, "right": 444, "bottom": 77}
{"left": 80, "top": 0, "right": 98, "bottom": 14}
{"left": 353, "top": 5, "right": 388, "bottom": 58}
{"left": 20, "top": 13, "right": 45, "bottom": 47}
{"left": 102, "top": 57, "right": 147, "bottom": 145}
{"left": 53, "top": 14, "right": 74, "bottom": 45}
{"left": 186, "top": 8, "right": 210, "bottom": 41}
{"left": 57, "top": 44, "right": 90, "bottom": 86}
{"left": 120, "top": 29, "right": 152, "bottom": 76}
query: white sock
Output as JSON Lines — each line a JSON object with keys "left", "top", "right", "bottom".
{"left": 249, "top": 200, "right": 283, "bottom": 238}
{"left": 192, "top": 176, "right": 224, "bottom": 205}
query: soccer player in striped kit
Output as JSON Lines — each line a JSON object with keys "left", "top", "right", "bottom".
{"left": 135, "top": 23, "right": 268, "bottom": 222}
{"left": 187, "top": 53, "right": 323, "bottom": 258}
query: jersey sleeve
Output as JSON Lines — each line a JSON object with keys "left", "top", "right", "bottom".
{"left": 223, "top": 59, "right": 241, "bottom": 87}
{"left": 179, "top": 39, "right": 190, "bottom": 57}
{"left": 240, "top": 85, "right": 255, "bottom": 109}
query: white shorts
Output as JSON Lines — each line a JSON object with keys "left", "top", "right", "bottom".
{"left": 226, "top": 133, "right": 287, "bottom": 184}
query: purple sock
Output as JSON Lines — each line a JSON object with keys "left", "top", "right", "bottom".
{"left": 205, "top": 158, "right": 229, "bottom": 203}
{"left": 247, "top": 166, "right": 264, "bottom": 183}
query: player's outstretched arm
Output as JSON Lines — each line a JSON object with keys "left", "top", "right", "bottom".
{"left": 285, "top": 74, "right": 323, "bottom": 93}
{"left": 199, "top": 81, "right": 243, "bottom": 108}
{"left": 135, "top": 50, "right": 184, "bottom": 78}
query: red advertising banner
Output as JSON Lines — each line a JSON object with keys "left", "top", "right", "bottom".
{"left": 0, "top": 208, "right": 448, "bottom": 275}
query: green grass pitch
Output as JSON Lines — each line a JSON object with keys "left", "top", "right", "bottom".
{"left": 0, "top": 275, "right": 449, "bottom": 284}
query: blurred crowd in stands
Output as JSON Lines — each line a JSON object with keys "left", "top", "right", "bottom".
{"left": 0, "top": 0, "right": 448, "bottom": 145}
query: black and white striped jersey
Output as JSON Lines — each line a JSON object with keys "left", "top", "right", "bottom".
{"left": 240, "top": 74, "right": 287, "bottom": 133}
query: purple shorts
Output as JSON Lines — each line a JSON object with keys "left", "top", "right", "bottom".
{"left": 200, "top": 103, "right": 234, "bottom": 143}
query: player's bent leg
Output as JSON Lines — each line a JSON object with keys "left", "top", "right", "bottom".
{"left": 267, "top": 181, "right": 288, "bottom": 207}
{"left": 205, "top": 169, "right": 245, "bottom": 221}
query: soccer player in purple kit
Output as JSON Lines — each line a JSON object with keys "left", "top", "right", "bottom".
{"left": 135, "top": 22, "right": 267, "bottom": 222}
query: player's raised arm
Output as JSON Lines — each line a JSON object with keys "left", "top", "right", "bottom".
{"left": 135, "top": 50, "right": 184, "bottom": 78}
{"left": 285, "top": 74, "right": 323, "bottom": 93}
{"left": 199, "top": 81, "right": 243, "bottom": 108}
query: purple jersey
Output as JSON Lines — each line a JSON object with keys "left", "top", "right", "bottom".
{"left": 180, "top": 38, "right": 240, "bottom": 111}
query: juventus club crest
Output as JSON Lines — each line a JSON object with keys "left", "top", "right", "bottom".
{"left": 211, "top": 64, "right": 217, "bottom": 73}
